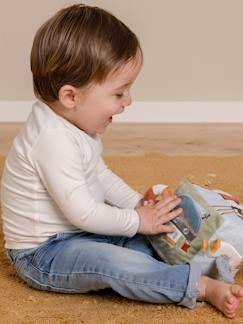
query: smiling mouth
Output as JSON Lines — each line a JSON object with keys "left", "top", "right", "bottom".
{"left": 104, "top": 117, "right": 112, "bottom": 126}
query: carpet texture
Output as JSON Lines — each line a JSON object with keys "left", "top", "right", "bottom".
{"left": 1, "top": 153, "right": 243, "bottom": 324}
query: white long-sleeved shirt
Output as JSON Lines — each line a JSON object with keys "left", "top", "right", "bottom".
{"left": 0, "top": 101, "right": 141, "bottom": 249}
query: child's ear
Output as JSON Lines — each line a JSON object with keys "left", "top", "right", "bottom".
{"left": 58, "top": 85, "right": 79, "bottom": 109}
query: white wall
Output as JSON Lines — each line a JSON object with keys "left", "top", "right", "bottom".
{"left": 1, "top": 101, "right": 243, "bottom": 123}
{"left": 1, "top": 0, "right": 243, "bottom": 121}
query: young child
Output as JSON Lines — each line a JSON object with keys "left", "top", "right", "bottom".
{"left": 1, "top": 3, "right": 243, "bottom": 318}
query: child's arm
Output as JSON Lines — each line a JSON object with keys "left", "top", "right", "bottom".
{"left": 30, "top": 129, "right": 140, "bottom": 237}
{"left": 97, "top": 157, "right": 143, "bottom": 209}
{"left": 31, "top": 130, "right": 182, "bottom": 237}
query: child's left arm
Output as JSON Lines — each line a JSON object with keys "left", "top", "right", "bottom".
{"left": 97, "top": 158, "right": 143, "bottom": 209}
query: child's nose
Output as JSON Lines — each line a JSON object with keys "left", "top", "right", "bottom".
{"left": 124, "top": 94, "right": 132, "bottom": 107}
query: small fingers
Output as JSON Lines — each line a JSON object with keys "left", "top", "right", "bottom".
{"left": 158, "top": 224, "right": 176, "bottom": 233}
{"left": 155, "top": 196, "right": 181, "bottom": 214}
{"left": 154, "top": 207, "right": 183, "bottom": 231}
{"left": 154, "top": 199, "right": 183, "bottom": 224}
{"left": 165, "top": 207, "right": 183, "bottom": 222}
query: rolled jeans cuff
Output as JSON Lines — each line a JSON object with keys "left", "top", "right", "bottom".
{"left": 178, "top": 262, "right": 201, "bottom": 309}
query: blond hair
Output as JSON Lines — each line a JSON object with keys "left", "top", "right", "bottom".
{"left": 30, "top": 3, "right": 142, "bottom": 102}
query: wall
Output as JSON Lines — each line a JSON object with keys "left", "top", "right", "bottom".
{"left": 1, "top": 0, "right": 243, "bottom": 121}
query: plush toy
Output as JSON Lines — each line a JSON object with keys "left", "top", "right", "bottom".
{"left": 144, "top": 181, "right": 243, "bottom": 283}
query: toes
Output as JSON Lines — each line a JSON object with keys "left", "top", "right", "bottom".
{"left": 225, "top": 299, "right": 240, "bottom": 318}
{"left": 226, "top": 303, "right": 236, "bottom": 313}
{"left": 225, "top": 306, "right": 237, "bottom": 318}
{"left": 227, "top": 309, "right": 237, "bottom": 319}
{"left": 230, "top": 285, "right": 243, "bottom": 298}
{"left": 226, "top": 312, "right": 236, "bottom": 319}
{"left": 225, "top": 295, "right": 234, "bottom": 304}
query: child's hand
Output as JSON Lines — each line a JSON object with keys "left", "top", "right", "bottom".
{"left": 135, "top": 199, "right": 156, "bottom": 208}
{"left": 136, "top": 196, "right": 182, "bottom": 235}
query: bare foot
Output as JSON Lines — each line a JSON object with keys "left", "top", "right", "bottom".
{"left": 198, "top": 276, "right": 243, "bottom": 318}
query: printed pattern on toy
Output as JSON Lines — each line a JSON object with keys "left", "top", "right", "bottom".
{"left": 144, "top": 185, "right": 201, "bottom": 253}
{"left": 144, "top": 183, "right": 243, "bottom": 278}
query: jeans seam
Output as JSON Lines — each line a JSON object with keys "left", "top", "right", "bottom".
{"left": 29, "top": 263, "right": 187, "bottom": 292}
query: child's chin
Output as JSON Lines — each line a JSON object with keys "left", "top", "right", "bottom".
{"left": 97, "top": 127, "right": 107, "bottom": 135}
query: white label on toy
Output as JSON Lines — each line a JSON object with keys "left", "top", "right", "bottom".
{"left": 165, "top": 225, "right": 183, "bottom": 245}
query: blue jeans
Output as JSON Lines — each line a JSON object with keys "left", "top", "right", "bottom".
{"left": 6, "top": 232, "right": 201, "bottom": 308}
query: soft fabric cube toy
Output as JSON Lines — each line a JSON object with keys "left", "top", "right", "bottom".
{"left": 144, "top": 180, "right": 243, "bottom": 283}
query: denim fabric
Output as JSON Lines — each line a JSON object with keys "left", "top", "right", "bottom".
{"left": 6, "top": 232, "right": 201, "bottom": 308}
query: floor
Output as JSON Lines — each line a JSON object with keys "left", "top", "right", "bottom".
{"left": 1, "top": 123, "right": 243, "bottom": 323}
{"left": 0, "top": 122, "right": 243, "bottom": 156}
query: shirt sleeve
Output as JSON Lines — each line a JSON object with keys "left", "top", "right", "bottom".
{"left": 97, "top": 157, "right": 143, "bottom": 208}
{"left": 29, "top": 129, "right": 139, "bottom": 237}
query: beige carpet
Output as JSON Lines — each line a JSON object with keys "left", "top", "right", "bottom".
{"left": 1, "top": 153, "right": 243, "bottom": 324}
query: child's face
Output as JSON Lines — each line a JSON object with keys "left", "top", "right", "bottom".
{"left": 73, "top": 52, "right": 142, "bottom": 136}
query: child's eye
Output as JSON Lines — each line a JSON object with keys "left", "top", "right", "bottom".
{"left": 115, "top": 93, "right": 123, "bottom": 98}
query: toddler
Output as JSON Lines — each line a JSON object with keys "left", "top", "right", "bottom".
{"left": 1, "top": 3, "right": 243, "bottom": 318}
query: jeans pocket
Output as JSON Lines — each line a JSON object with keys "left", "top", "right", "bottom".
{"left": 31, "top": 233, "right": 64, "bottom": 270}
{"left": 8, "top": 252, "right": 34, "bottom": 282}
